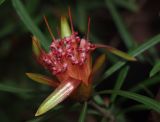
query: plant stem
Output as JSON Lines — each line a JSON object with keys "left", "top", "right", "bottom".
{"left": 89, "top": 101, "right": 115, "bottom": 122}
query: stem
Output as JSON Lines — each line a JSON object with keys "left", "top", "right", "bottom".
{"left": 89, "top": 101, "right": 115, "bottom": 122}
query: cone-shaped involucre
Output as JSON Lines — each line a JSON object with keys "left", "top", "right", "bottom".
{"left": 61, "top": 16, "right": 71, "bottom": 38}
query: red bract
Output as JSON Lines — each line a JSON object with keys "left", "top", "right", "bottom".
{"left": 27, "top": 10, "right": 136, "bottom": 116}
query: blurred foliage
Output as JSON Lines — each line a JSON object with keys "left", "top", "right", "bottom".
{"left": 0, "top": 0, "right": 160, "bottom": 122}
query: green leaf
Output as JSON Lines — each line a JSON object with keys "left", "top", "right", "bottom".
{"left": 35, "top": 78, "right": 80, "bottom": 116}
{"left": 26, "top": 73, "right": 59, "bottom": 87}
{"left": 97, "top": 34, "right": 160, "bottom": 86}
{"left": 78, "top": 102, "right": 88, "bottom": 122}
{"left": 137, "top": 85, "right": 154, "bottom": 97}
{"left": 111, "top": 66, "right": 129, "bottom": 102}
{"left": 113, "top": 0, "right": 138, "bottom": 12}
{"left": 0, "top": 0, "right": 5, "bottom": 5}
{"left": 12, "top": 0, "right": 49, "bottom": 51}
{"left": 117, "top": 76, "right": 160, "bottom": 104}
{"left": 150, "top": 61, "right": 160, "bottom": 77}
{"left": 0, "top": 83, "right": 33, "bottom": 94}
{"left": 105, "top": 0, "right": 136, "bottom": 49}
{"left": 117, "top": 104, "right": 150, "bottom": 116}
{"left": 99, "top": 90, "right": 160, "bottom": 113}
{"left": 75, "top": 3, "right": 87, "bottom": 32}
{"left": 131, "top": 75, "right": 160, "bottom": 92}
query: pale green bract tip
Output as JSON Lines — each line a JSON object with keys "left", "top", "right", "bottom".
{"left": 35, "top": 81, "right": 77, "bottom": 116}
{"left": 61, "top": 17, "right": 71, "bottom": 38}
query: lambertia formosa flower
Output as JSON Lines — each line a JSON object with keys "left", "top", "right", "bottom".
{"left": 26, "top": 10, "right": 136, "bottom": 116}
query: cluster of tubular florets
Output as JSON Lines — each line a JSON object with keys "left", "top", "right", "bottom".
{"left": 40, "top": 32, "right": 95, "bottom": 75}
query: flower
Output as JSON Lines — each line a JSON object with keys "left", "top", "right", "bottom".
{"left": 26, "top": 11, "right": 136, "bottom": 116}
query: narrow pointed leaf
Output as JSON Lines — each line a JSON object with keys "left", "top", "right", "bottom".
{"left": 92, "top": 54, "right": 106, "bottom": 75}
{"left": 61, "top": 16, "right": 71, "bottom": 38}
{"left": 150, "top": 61, "right": 160, "bottom": 77}
{"left": 78, "top": 102, "right": 88, "bottom": 122}
{"left": 118, "top": 104, "right": 150, "bottom": 116}
{"left": 105, "top": 0, "right": 136, "bottom": 49}
{"left": 99, "top": 90, "right": 160, "bottom": 113}
{"left": 96, "top": 34, "right": 160, "bottom": 87}
{"left": 96, "top": 44, "right": 136, "bottom": 61}
{"left": 131, "top": 75, "right": 160, "bottom": 92}
{"left": 26, "top": 73, "right": 59, "bottom": 87}
{"left": 113, "top": 0, "right": 138, "bottom": 12}
{"left": 111, "top": 66, "right": 129, "bottom": 102}
{"left": 12, "top": 0, "right": 49, "bottom": 51}
{"left": 0, "top": 83, "right": 33, "bottom": 94}
{"left": 35, "top": 77, "right": 81, "bottom": 116}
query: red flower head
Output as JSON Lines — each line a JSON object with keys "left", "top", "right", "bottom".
{"left": 40, "top": 28, "right": 95, "bottom": 85}
{"left": 27, "top": 10, "right": 136, "bottom": 116}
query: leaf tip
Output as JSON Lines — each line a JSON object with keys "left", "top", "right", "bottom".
{"left": 95, "top": 44, "right": 137, "bottom": 61}
{"left": 25, "top": 73, "right": 31, "bottom": 77}
{"left": 35, "top": 102, "right": 50, "bottom": 116}
{"left": 35, "top": 109, "right": 43, "bottom": 117}
{"left": 129, "top": 56, "right": 137, "bottom": 61}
